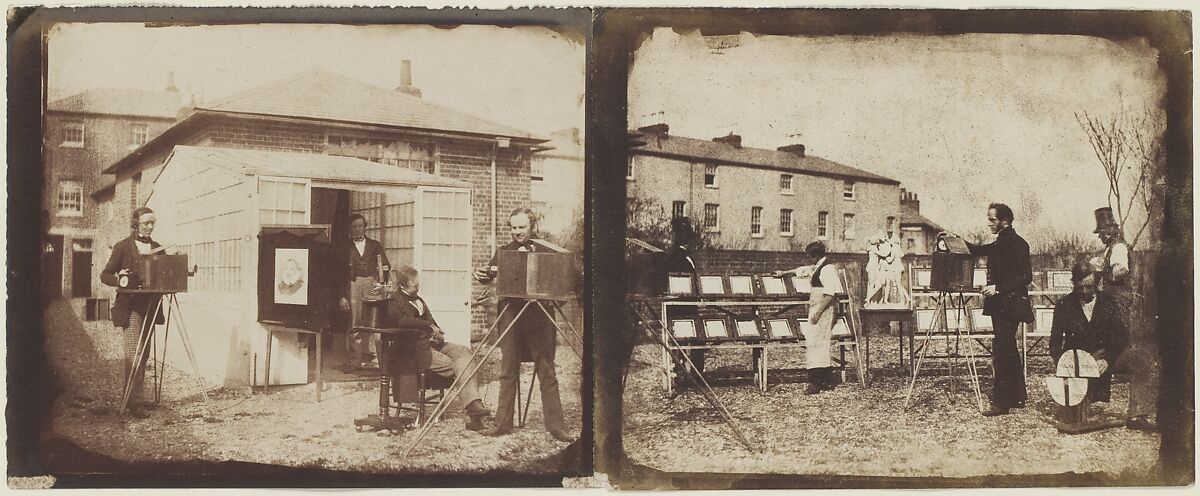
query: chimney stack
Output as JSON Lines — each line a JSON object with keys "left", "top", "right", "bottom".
{"left": 397, "top": 60, "right": 422, "bottom": 97}
{"left": 637, "top": 123, "right": 669, "bottom": 137}
{"left": 901, "top": 189, "right": 920, "bottom": 212}
{"left": 712, "top": 133, "right": 742, "bottom": 148}
{"left": 166, "top": 71, "right": 178, "bottom": 92}
{"left": 777, "top": 144, "right": 806, "bottom": 157}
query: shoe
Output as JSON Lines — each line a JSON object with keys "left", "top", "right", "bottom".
{"left": 359, "top": 361, "right": 380, "bottom": 370}
{"left": 466, "top": 416, "right": 485, "bottom": 431}
{"left": 482, "top": 426, "right": 513, "bottom": 437}
{"left": 464, "top": 399, "right": 490, "bottom": 419}
{"left": 548, "top": 427, "right": 576, "bottom": 443}
{"left": 1013, "top": 401, "right": 1027, "bottom": 409}
{"left": 982, "top": 405, "right": 1010, "bottom": 417}
{"left": 125, "top": 404, "right": 150, "bottom": 419}
{"left": 804, "top": 382, "right": 824, "bottom": 395}
{"left": 1126, "top": 415, "right": 1156, "bottom": 432}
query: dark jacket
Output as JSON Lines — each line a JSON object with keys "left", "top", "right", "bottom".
{"left": 100, "top": 235, "right": 165, "bottom": 328}
{"left": 339, "top": 237, "right": 390, "bottom": 282}
{"left": 967, "top": 227, "right": 1035, "bottom": 322}
{"left": 1050, "top": 291, "right": 1127, "bottom": 401}
{"left": 1050, "top": 291, "right": 1127, "bottom": 363}
{"left": 664, "top": 245, "right": 697, "bottom": 276}
{"left": 381, "top": 290, "right": 437, "bottom": 375}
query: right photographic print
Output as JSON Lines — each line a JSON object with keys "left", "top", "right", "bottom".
{"left": 608, "top": 11, "right": 1191, "bottom": 488}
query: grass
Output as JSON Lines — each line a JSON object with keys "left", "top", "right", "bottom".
{"left": 621, "top": 336, "right": 1160, "bottom": 483}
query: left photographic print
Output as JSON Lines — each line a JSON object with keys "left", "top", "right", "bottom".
{"left": 33, "top": 17, "right": 586, "bottom": 481}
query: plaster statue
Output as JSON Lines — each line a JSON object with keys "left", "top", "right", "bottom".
{"left": 865, "top": 232, "right": 910, "bottom": 309}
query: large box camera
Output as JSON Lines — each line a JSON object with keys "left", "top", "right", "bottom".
{"left": 931, "top": 235, "right": 975, "bottom": 292}
{"left": 497, "top": 244, "right": 574, "bottom": 301}
{"left": 136, "top": 254, "right": 189, "bottom": 292}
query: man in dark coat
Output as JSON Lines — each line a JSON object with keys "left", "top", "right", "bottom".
{"left": 664, "top": 216, "right": 705, "bottom": 389}
{"left": 337, "top": 214, "right": 390, "bottom": 369}
{"left": 473, "top": 207, "right": 573, "bottom": 442}
{"left": 1050, "top": 262, "right": 1128, "bottom": 403}
{"left": 945, "top": 202, "right": 1034, "bottom": 416}
{"left": 384, "top": 265, "right": 489, "bottom": 431}
{"left": 99, "top": 206, "right": 165, "bottom": 418}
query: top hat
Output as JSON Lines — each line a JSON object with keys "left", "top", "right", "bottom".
{"left": 671, "top": 216, "right": 694, "bottom": 236}
{"left": 1093, "top": 207, "right": 1119, "bottom": 233}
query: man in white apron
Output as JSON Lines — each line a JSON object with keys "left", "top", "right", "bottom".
{"left": 776, "top": 241, "right": 843, "bottom": 394}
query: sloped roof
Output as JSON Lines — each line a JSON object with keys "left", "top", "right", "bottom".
{"left": 197, "top": 69, "right": 539, "bottom": 141}
{"left": 629, "top": 131, "right": 898, "bottom": 184}
{"left": 164, "top": 146, "right": 471, "bottom": 189}
{"left": 900, "top": 202, "right": 944, "bottom": 231}
{"left": 47, "top": 88, "right": 183, "bottom": 119}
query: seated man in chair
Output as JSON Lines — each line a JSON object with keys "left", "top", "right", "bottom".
{"left": 385, "top": 265, "right": 490, "bottom": 431}
{"left": 1049, "top": 262, "right": 1128, "bottom": 403}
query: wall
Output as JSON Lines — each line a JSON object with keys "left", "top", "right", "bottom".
{"left": 628, "top": 153, "right": 900, "bottom": 254}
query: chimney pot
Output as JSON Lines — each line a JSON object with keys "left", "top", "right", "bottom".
{"left": 712, "top": 133, "right": 741, "bottom": 148}
{"left": 397, "top": 60, "right": 422, "bottom": 97}
{"left": 777, "top": 144, "right": 806, "bottom": 157}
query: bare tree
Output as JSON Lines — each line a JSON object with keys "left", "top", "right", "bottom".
{"left": 1075, "top": 106, "right": 1165, "bottom": 249}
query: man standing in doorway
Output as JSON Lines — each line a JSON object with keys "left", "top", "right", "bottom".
{"left": 943, "top": 203, "right": 1034, "bottom": 416}
{"left": 339, "top": 213, "right": 390, "bottom": 369}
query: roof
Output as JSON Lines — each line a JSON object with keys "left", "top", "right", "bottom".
{"left": 164, "top": 146, "right": 471, "bottom": 189}
{"left": 47, "top": 88, "right": 183, "bottom": 119}
{"left": 900, "top": 202, "right": 943, "bottom": 231}
{"left": 628, "top": 131, "right": 898, "bottom": 184}
{"left": 198, "top": 69, "right": 540, "bottom": 141}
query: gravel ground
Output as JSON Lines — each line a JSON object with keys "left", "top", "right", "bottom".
{"left": 621, "top": 335, "right": 1161, "bottom": 482}
{"left": 41, "top": 298, "right": 584, "bottom": 476}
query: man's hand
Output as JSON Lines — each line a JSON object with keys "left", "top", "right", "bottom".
{"left": 770, "top": 269, "right": 789, "bottom": 278}
{"left": 430, "top": 326, "right": 446, "bottom": 344}
{"left": 473, "top": 267, "right": 490, "bottom": 282}
{"left": 1096, "top": 358, "right": 1109, "bottom": 375}
{"left": 981, "top": 285, "right": 998, "bottom": 297}
{"left": 339, "top": 297, "right": 350, "bottom": 312}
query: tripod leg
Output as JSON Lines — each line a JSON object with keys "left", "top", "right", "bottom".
{"left": 550, "top": 301, "right": 585, "bottom": 358}
{"left": 960, "top": 294, "right": 983, "bottom": 410}
{"left": 403, "top": 301, "right": 531, "bottom": 458}
{"left": 904, "top": 295, "right": 945, "bottom": 410}
{"left": 659, "top": 326, "right": 758, "bottom": 451}
{"left": 156, "top": 300, "right": 172, "bottom": 405}
{"left": 170, "top": 295, "right": 212, "bottom": 411}
{"left": 120, "top": 297, "right": 162, "bottom": 416}
{"left": 537, "top": 301, "right": 582, "bottom": 359}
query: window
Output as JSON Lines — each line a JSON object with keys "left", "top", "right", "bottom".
{"left": 626, "top": 157, "right": 635, "bottom": 180}
{"left": 817, "top": 211, "right": 829, "bottom": 239}
{"left": 780, "top": 174, "right": 794, "bottom": 194}
{"left": 672, "top": 201, "right": 687, "bottom": 219}
{"left": 57, "top": 181, "right": 83, "bottom": 217}
{"left": 130, "top": 123, "right": 150, "bottom": 147}
{"left": 886, "top": 216, "right": 896, "bottom": 239}
{"left": 780, "top": 209, "right": 794, "bottom": 236}
{"left": 704, "top": 164, "right": 718, "bottom": 188}
{"left": 703, "top": 203, "right": 719, "bottom": 232}
{"left": 531, "top": 158, "right": 545, "bottom": 181}
{"left": 843, "top": 181, "right": 856, "bottom": 200}
{"left": 750, "top": 207, "right": 763, "bottom": 237}
{"left": 61, "top": 121, "right": 84, "bottom": 148}
{"left": 906, "top": 238, "right": 916, "bottom": 252}
{"left": 843, "top": 213, "right": 856, "bottom": 240}
{"left": 258, "top": 177, "right": 310, "bottom": 225}
{"left": 129, "top": 173, "right": 141, "bottom": 214}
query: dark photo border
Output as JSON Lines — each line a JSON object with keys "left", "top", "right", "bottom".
{"left": 8, "top": 6, "right": 593, "bottom": 488}
{"left": 589, "top": 8, "right": 1192, "bottom": 489}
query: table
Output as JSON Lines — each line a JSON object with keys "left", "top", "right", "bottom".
{"left": 259, "top": 321, "right": 324, "bottom": 401}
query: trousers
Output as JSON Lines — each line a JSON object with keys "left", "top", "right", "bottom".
{"left": 431, "top": 342, "right": 482, "bottom": 407}
{"left": 121, "top": 298, "right": 158, "bottom": 405}
{"left": 493, "top": 300, "right": 565, "bottom": 432}
{"left": 991, "top": 317, "right": 1027, "bottom": 408}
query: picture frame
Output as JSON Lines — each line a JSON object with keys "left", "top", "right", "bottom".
{"left": 698, "top": 274, "right": 727, "bottom": 295}
{"left": 703, "top": 318, "right": 731, "bottom": 340}
{"left": 765, "top": 318, "right": 796, "bottom": 340}
{"left": 734, "top": 319, "right": 763, "bottom": 340}
{"left": 728, "top": 274, "right": 755, "bottom": 295}
{"left": 273, "top": 247, "right": 309, "bottom": 305}
{"left": 667, "top": 273, "right": 695, "bottom": 295}
{"left": 759, "top": 274, "right": 792, "bottom": 296}
{"left": 670, "top": 319, "right": 700, "bottom": 341}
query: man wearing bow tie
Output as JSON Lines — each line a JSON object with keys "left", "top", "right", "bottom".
{"left": 339, "top": 214, "right": 390, "bottom": 369}
{"left": 386, "top": 265, "right": 489, "bottom": 431}
{"left": 473, "top": 207, "right": 573, "bottom": 442}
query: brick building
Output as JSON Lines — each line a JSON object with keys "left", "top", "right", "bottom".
{"left": 898, "top": 188, "right": 943, "bottom": 256}
{"left": 95, "top": 67, "right": 547, "bottom": 338}
{"left": 627, "top": 123, "right": 902, "bottom": 255}
{"left": 43, "top": 77, "right": 183, "bottom": 298}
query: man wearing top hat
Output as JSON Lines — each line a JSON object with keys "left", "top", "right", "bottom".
{"left": 664, "top": 216, "right": 705, "bottom": 390}
{"left": 1089, "top": 206, "right": 1155, "bottom": 431}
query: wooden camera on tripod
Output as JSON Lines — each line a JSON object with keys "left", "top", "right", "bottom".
{"left": 134, "top": 254, "right": 190, "bottom": 292}
{"left": 931, "top": 235, "right": 975, "bottom": 292}
{"left": 496, "top": 240, "right": 574, "bottom": 301}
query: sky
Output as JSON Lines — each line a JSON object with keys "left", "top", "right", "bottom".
{"left": 628, "top": 28, "right": 1167, "bottom": 244}
{"left": 46, "top": 23, "right": 585, "bottom": 137}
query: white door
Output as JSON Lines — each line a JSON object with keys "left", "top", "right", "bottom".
{"left": 414, "top": 187, "right": 472, "bottom": 345}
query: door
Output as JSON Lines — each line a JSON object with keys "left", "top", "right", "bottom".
{"left": 414, "top": 187, "right": 472, "bottom": 345}
{"left": 71, "top": 239, "right": 93, "bottom": 297}
{"left": 42, "top": 235, "right": 63, "bottom": 299}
